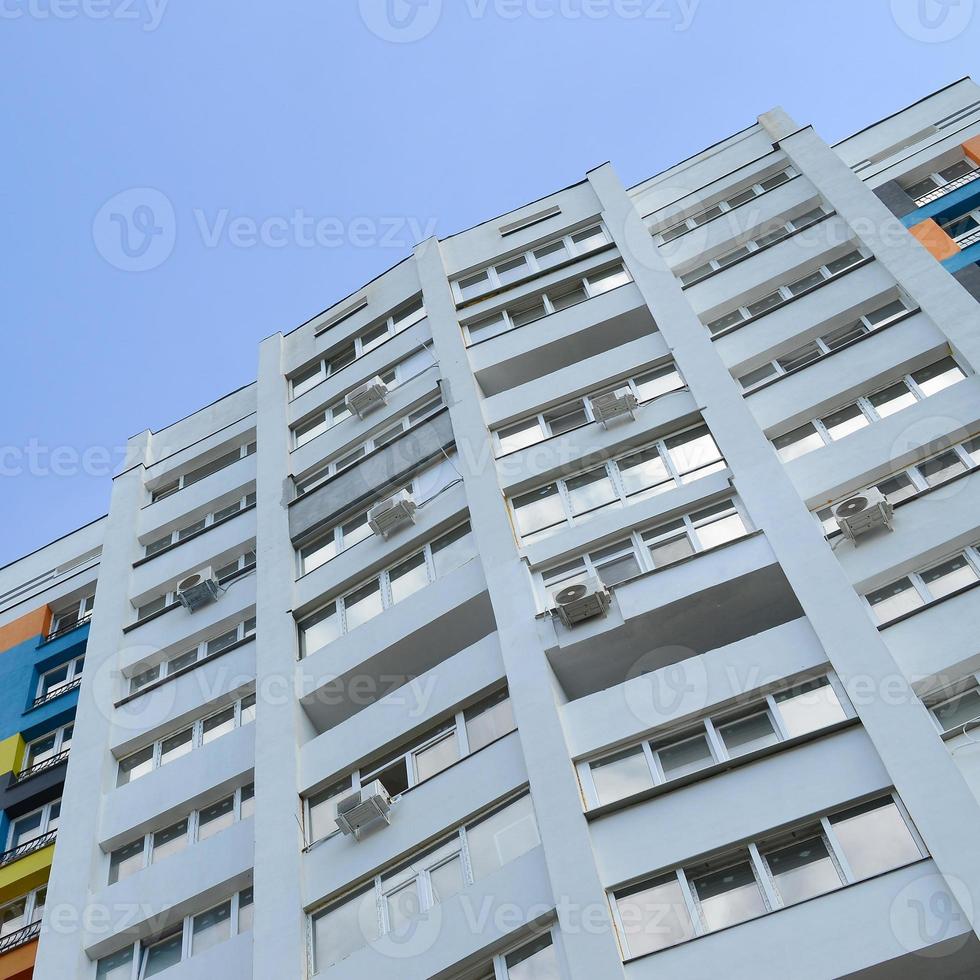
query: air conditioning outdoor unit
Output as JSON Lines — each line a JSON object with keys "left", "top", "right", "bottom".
{"left": 345, "top": 377, "right": 389, "bottom": 418}
{"left": 368, "top": 490, "right": 418, "bottom": 538}
{"left": 833, "top": 488, "right": 894, "bottom": 541}
{"left": 176, "top": 567, "right": 220, "bottom": 611}
{"left": 335, "top": 780, "right": 392, "bottom": 839}
{"left": 551, "top": 576, "right": 611, "bottom": 627}
{"left": 590, "top": 389, "right": 638, "bottom": 427}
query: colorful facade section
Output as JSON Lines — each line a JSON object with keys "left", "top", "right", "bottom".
{"left": 0, "top": 522, "right": 103, "bottom": 980}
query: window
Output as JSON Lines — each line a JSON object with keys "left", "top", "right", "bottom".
{"left": 116, "top": 694, "right": 255, "bottom": 787}
{"left": 48, "top": 593, "right": 95, "bottom": 635}
{"left": 36, "top": 656, "right": 83, "bottom": 702}
{"left": 678, "top": 206, "right": 829, "bottom": 286}
{"left": 149, "top": 442, "right": 255, "bottom": 503}
{"left": 108, "top": 784, "right": 253, "bottom": 883}
{"left": 927, "top": 676, "right": 980, "bottom": 735}
{"left": 97, "top": 889, "right": 252, "bottom": 979}
{"left": 298, "top": 522, "right": 476, "bottom": 657}
{"left": 290, "top": 296, "right": 425, "bottom": 398}
{"left": 738, "top": 299, "right": 911, "bottom": 391}
{"left": 291, "top": 347, "right": 433, "bottom": 448}
{"left": 865, "top": 543, "right": 980, "bottom": 625}
{"left": 128, "top": 618, "right": 256, "bottom": 694}
{"left": 0, "top": 886, "right": 45, "bottom": 940}
{"left": 813, "top": 434, "right": 980, "bottom": 535}
{"left": 7, "top": 800, "right": 59, "bottom": 851}
{"left": 510, "top": 424, "right": 724, "bottom": 543}
{"left": 941, "top": 206, "right": 980, "bottom": 248}
{"left": 610, "top": 794, "right": 922, "bottom": 959}
{"left": 298, "top": 455, "right": 460, "bottom": 574}
{"left": 653, "top": 167, "right": 796, "bottom": 243}
{"left": 492, "top": 364, "right": 685, "bottom": 456}
{"left": 452, "top": 224, "right": 611, "bottom": 302}
{"left": 22, "top": 722, "right": 73, "bottom": 773}
{"left": 463, "top": 262, "right": 634, "bottom": 345}
{"left": 134, "top": 553, "right": 256, "bottom": 622}
{"left": 773, "top": 356, "right": 967, "bottom": 462}
{"left": 541, "top": 498, "right": 749, "bottom": 609}
{"left": 305, "top": 690, "right": 516, "bottom": 845}
{"left": 580, "top": 675, "right": 848, "bottom": 808}
{"left": 143, "top": 492, "right": 255, "bottom": 557}
{"left": 706, "top": 248, "right": 866, "bottom": 335}
{"left": 310, "top": 794, "right": 540, "bottom": 972}
{"left": 293, "top": 395, "right": 443, "bottom": 497}
{"left": 903, "top": 159, "right": 978, "bottom": 204}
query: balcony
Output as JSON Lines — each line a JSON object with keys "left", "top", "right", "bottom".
{"left": 913, "top": 168, "right": 980, "bottom": 206}
{"left": 0, "top": 919, "right": 41, "bottom": 957}
{"left": 29, "top": 677, "right": 81, "bottom": 711}
{"left": 10, "top": 750, "right": 69, "bottom": 786}
{"left": 0, "top": 832, "right": 56, "bottom": 871}
{"left": 537, "top": 533, "right": 803, "bottom": 700}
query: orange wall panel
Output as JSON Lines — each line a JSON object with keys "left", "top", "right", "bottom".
{"left": 0, "top": 937, "right": 37, "bottom": 980}
{"left": 963, "top": 135, "right": 980, "bottom": 167}
{"left": 909, "top": 218, "right": 961, "bottom": 261}
{"left": 0, "top": 607, "right": 51, "bottom": 657}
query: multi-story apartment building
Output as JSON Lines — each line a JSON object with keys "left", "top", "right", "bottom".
{"left": 0, "top": 519, "right": 103, "bottom": 980}
{"left": 20, "top": 76, "right": 980, "bottom": 978}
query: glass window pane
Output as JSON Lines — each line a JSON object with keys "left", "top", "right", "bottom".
{"left": 764, "top": 835, "right": 842, "bottom": 905}
{"left": 774, "top": 422, "right": 823, "bottom": 462}
{"left": 458, "top": 270, "right": 490, "bottom": 299}
{"left": 912, "top": 358, "right": 965, "bottom": 397}
{"left": 341, "top": 512, "right": 373, "bottom": 551}
{"left": 822, "top": 321, "right": 867, "bottom": 350}
{"left": 786, "top": 271, "right": 825, "bottom": 295}
{"left": 513, "top": 484, "right": 565, "bottom": 538}
{"left": 868, "top": 382, "right": 916, "bottom": 418}
{"left": 708, "top": 309, "right": 745, "bottom": 335}
{"left": 691, "top": 858, "right": 766, "bottom": 931}
{"left": 389, "top": 552, "right": 430, "bottom": 604}
{"left": 143, "top": 932, "right": 183, "bottom": 976}
{"left": 657, "top": 732, "right": 714, "bottom": 780}
{"left": 777, "top": 342, "right": 822, "bottom": 373}
{"left": 717, "top": 710, "right": 779, "bottom": 757}
{"left": 26, "top": 734, "right": 57, "bottom": 769}
{"left": 592, "top": 551, "right": 641, "bottom": 586}
{"left": 466, "top": 795, "right": 541, "bottom": 882}
{"left": 160, "top": 729, "right": 192, "bottom": 766}
{"left": 746, "top": 290, "right": 782, "bottom": 317}
{"left": 616, "top": 876, "right": 696, "bottom": 957}
{"left": 865, "top": 300, "right": 907, "bottom": 327}
{"left": 467, "top": 312, "right": 508, "bottom": 343}
{"left": 918, "top": 450, "right": 967, "bottom": 487}
{"left": 0, "top": 899, "right": 26, "bottom": 937}
{"left": 505, "top": 935, "right": 559, "bottom": 979}
{"left": 876, "top": 473, "right": 918, "bottom": 504}
{"left": 543, "top": 402, "right": 588, "bottom": 435}
{"left": 240, "top": 693, "right": 256, "bottom": 724}
{"left": 587, "top": 266, "right": 631, "bottom": 294}
{"left": 691, "top": 205, "right": 724, "bottom": 225}
{"left": 313, "top": 890, "right": 379, "bottom": 971}
{"left": 109, "top": 839, "right": 145, "bottom": 884}
{"left": 11, "top": 812, "right": 43, "bottom": 847}
{"left": 238, "top": 887, "right": 254, "bottom": 932}
{"left": 822, "top": 403, "right": 870, "bottom": 440}
{"left": 343, "top": 580, "right": 384, "bottom": 631}
{"left": 431, "top": 524, "right": 476, "bottom": 576}
{"left": 867, "top": 578, "right": 924, "bottom": 624}
{"left": 497, "top": 419, "right": 544, "bottom": 454}
{"left": 429, "top": 855, "right": 465, "bottom": 904}
{"left": 150, "top": 819, "right": 188, "bottom": 864}
{"left": 666, "top": 427, "right": 722, "bottom": 478}
{"left": 202, "top": 707, "right": 235, "bottom": 744}
{"left": 386, "top": 881, "right": 422, "bottom": 935}
{"left": 774, "top": 678, "right": 847, "bottom": 737}
{"left": 198, "top": 797, "right": 235, "bottom": 842}
{"left": 830, "top": 799, "right": 921, "bottom": 880}
{"left": 825, "top": 250, "right": 863, "bottom": 274}
{"left": 415, "top": 731, "right": 459, "bottom": 782}
{"left": 496, "top": 255, "right": 529, "bottom": 284}
{"left": 920, "top": 554, "right": 978, "bottom": 600}
{"left": 694, "top": 507, "right": 747, "bottom": 550}
{"left": 192, "top": 900, "right": 232, "bottom": 955}
{"left": 308, "top": 779, "right": 352, "bottom": 843}
{"left": 618, "top": 447, "right": 671, "bottom": 497}
{"left": 547, "top": 283, "right": 588, "bottom": 311}
{"left": 511, "top": 300, "right": 548, "bottom": 327}
{"left": 118, "top": 746, "right": 154, "bottom": 786}
{"left": 206, "top": 627, "right": 240, "bottom": 657}
{"left": 96, "top": 948, "right": 134, "bottom": 980}
{"left": 646, "top": 530, "right": 695, "bottom": 568}
{"left": 739, "top": 363, "right": 779, "bottom": 390}
{"left": 301, "top": 535, "right": 336, "bottom": 574}
{"left": 301, "top": 602, "right": 341, "bottom": 656}
{"left": 905, "top": 176, "right": 940, "bottom": 200}
{"left": 533, "top": 240, "right": 568, "bottom": 268}
{"left": 565, "top": 467, "right": 617, "bottom": 516}
{"left": 571, "top": 225, "right": 608, "bottom": 252}
{"left": 933, "top": 688, "right": 980, "bottom": 733}
{"left": 634, "top": 365, "right": 684, "bottom": 401}
{"left": 590, "top": 747, "right": 653, "bottom": 805}
{"left": 465, "top": 693, "right": 516, "bottom": 753}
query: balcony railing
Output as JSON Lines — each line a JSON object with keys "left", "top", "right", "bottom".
{"left": 11, "top": 749, "right": 69, "bottom": 785}
{"left": 0, "top": 831, "right": 56, "bottom": 869}
{"left": 0, "top": 920, "right": 42, "bottom": 955}
{"left": 955, "top": 227, "right": 980, "bottom": 249}
{"left": 42, "top": 613, "right": 92, "bottom": 645}
{"left": 913, "top": 168, "right": 980, "bottom": 206}
{"left": 30, "top": 677, "right": 81, "bottom": 710}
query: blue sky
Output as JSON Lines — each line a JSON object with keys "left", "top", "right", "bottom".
{"left": 0, "top": 0, "right": 976, "bottom": 565}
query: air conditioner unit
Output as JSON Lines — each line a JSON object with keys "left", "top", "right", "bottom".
{"left": 335, "top": 780, "right": 392, "bottom": 839}
{"left": 590, "top": 389, "right": 639, "bottom": 426}
{"left": 551, "top": 576, "right": 611, "bottom": 627}
{"left": 345, "top": 377, "right": 389, "bottom": 418}
{"left": 368, "top": 490, "right": 418, "bottom": 538}
{"left": 834, "top": 488, "right": 894, "bottom": 541}
{"left": 176, "top": 567, "right": 220, "bottom": 611}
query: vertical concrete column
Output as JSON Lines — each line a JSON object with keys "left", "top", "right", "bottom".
{"left": 589, "top": 162, "right": 980, "bottom": 933}
{"left": 34, "top": 437, "right": 147, "bottom": 979}
{"left": 252, "top": 334, "right": 307, "bottom": 978}
{"left": 414, "top": 240, "right": 627, "bottom": 980}
{"left": 762, "top": 120, "right": 980, "bottom": 370}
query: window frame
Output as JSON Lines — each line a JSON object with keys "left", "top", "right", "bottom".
{"left": 143, "top": 492, "right": 256, "bottom": 557}
{"left": 134, "top": 551, "right": 257, "bottom": 622}
{"left": 35, "top": 655, "right": 84, "bottom": 701}
{"left": 21, "top": 722, "right": 73, "bottom": 774}
{"left": 149, "top": 442, "right": 255, "bottom": 504}
{"left": 48, "top": 593, "right": 96, "bottom": 635}
{"left": 7, "top": 799, "right": 60, "bottom": 851}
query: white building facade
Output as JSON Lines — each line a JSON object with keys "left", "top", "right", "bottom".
{"left": 30, "top": 78, "right": 980, "bottom": 979}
